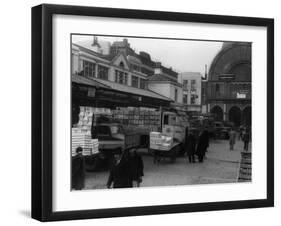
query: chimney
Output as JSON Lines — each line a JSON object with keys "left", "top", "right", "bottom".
{"left": 203, "top": 64, "right": 208, "bottom": 80}
{"left": 123, "top": 38, "right": 130, "bottom": 47}
{"left": 154, "top": 62, "right": 162, "bottom": 74}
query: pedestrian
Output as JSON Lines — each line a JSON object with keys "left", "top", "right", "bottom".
{"left": 72, "top": 147, "right": 86, "bottom": 190}
{"left": 229, "top": 128, "right": 236, "bottom": 151}
{"left": 243, "top": 128, "right": 250, "bottom": 151}
{"left": 196, "top": 128, "right": 209, "bottom": 163}
{"left": 238, "top": 126, "right": 244, "bottom": 141}
{"left": 129, "top": 150, "right": 144, "bottom": 187}
{"left": 107, "top": 151, "right": 133, "bottom": 189}
{"left": 185, "top": 131, "right": 196, "bottom": 163}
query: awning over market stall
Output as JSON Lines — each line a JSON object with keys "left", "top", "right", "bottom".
{"left": 72, "top": 75, "right": 172, "bottom": 109}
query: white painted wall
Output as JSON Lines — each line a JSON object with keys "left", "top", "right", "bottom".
{"left": 148, "top": 83, "right": 171, "bottom": 98}
{"left": 148, "top": 82, "right": 183, "bottom": 103}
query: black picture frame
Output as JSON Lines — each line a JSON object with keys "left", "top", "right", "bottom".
{"left": 32, "top": 4, "right": 274, "bottom": 222}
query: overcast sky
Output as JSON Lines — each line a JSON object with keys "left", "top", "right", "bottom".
{"left": 72, "top": 35, "right": 223, "bottom": 75}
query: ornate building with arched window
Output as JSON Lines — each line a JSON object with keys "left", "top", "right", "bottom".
{"left": 206, "top": 42, "right": 252, "bottom": 126}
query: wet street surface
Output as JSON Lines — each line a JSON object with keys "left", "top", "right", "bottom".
{"left": 84, "top": 139, "right": 251, "bottom": 190}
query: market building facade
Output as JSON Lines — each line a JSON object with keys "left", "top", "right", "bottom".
{"left": 206, "top": 42, "right": 252, "bottom": 126}
{"left": 71, "top": 37, "right": 186, "bottom": 124}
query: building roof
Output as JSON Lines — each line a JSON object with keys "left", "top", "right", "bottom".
{"left": 180, "top": 72, "right": 202, "bottom": 77}
{"left": 148, "top": 74, "right": 182, "bottom": 88}
{"left": 74, "top": 39, "right": 111, "bottom": 55}
{"left": 72, "top": 74, "right": 110, "bottom": 88}
{"left": 93, "top": 78, "right": 172, "bottom": 101}
{"left": 73, "top": 39, "right": 178, "bottom": 78}
{"left": 148, "top": 74, "right": 175, "bottom": 82}
{"left": 208, "top": 42, "right": 252, "bottom": 81}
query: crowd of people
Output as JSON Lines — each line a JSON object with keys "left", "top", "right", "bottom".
{"left": 72, "top": 147, "right": 144, "bottom": 190}
{"left": 72, "top": 126, "right": 251, "bottom": 190}
{"left": 228, "top": 126, "right": 251, "bottom": 151}
{"left": 184, "top": 128, "right": 210, "bottom": 163}
{"left": 184, "top": 125, "right": 251, "bottom": 164}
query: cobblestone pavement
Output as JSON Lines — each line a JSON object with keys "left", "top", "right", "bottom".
{"left": 84, "top": 139, "right": 251, "bottom": 190}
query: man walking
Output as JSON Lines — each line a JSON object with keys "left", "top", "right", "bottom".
{"left": 185, "top": 131, "right": 196, "bottom": 163}
{"left": 196, "top": 128, "right": 209, "bottom": 163}
{"left": 229, "top": 128, "right": 236, "bottom": 151}
{"left": 107, "top": 151, "right": 133, "bottom": 189}
{"left": 243, "top": 128, "right": 250, "bottom": 151}
{"left": 72, "top": 147, "right": 86, "bottom": 190}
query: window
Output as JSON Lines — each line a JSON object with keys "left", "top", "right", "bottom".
{"left": 191, "top": 79, "right": 196, "bottom": 89}
{"left": 115, "top": 70, "right": 128, "bottom": 85}
{"left": 97, "top": 65, "right": 109, "bottom": 80}
{"left": 139, "top": 78, "right": 146, "bottom": 89}
{"left": 183, "top": 80, "right": 188, "bottom": 89}
{"left": 175, "top": 89, "right": 178, "bottom": 102}
{"left": 191, "top": 94, "right": 196, "bottom": 104}
{"left": 119, "top": 61, "right": 125, "bottom": 68}
{"left": 215, "top": 83, "right": 220, "bottom": 92}
{"left": 83, "top": 60, "right": 96, "bottom": 77}
{"left": 183, "top": 94, "right": 188, "bottom": 104}
{"left": 163, "top": 115, "right": 169, "bottom": 125}
{"left": 131, "top": 75, "right": 139, "bottom": 88}
{"left": 215, "top": 83, "right": 221, "bottom": 96}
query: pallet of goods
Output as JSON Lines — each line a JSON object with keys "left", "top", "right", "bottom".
{"left": 72, "top": 128, "right": 99, "bottom": 156}
{"left": 77, "top": 106, "right": 112, "bottom": 134}
{"left": 237, "top": 151, "right": 252, "bottom": 182}
{"left": 149, "top": 132, "right": 173, "bottom": 151}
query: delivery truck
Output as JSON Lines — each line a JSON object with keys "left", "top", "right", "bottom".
{"left": 72, "top": 106, "right": 190, "bottom": 167}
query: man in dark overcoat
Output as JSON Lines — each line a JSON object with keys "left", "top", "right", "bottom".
{"left": 129, "top": 150, "right": 144, "bottom": 187}
{"left": 72, "top": 147, "right": 86, "bottom": 190}
{"left": 185, "top": 131, "right": 196, "bottom": 163}
{"left": 107, "top": 151, "right": 133, "bottom": 189}
{"left": 196, "top": 128, "right": 209, "bottom": 163}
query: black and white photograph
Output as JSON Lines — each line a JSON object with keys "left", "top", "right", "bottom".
{"left": 71, "top": 34, "right": 252, "bottom": 191}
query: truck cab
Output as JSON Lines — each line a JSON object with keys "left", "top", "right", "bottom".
{"left": 161, "top": 111, "right": 189, "bottom": 143}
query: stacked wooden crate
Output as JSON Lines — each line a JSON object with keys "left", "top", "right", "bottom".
{"left": 77, "top": 106, "right": 112, "bottom": 133}
{"left": 112, "top": 107, "right": 160, "bottom": 132}
{"left": 71, "top": 128, "right": 99, "bottom": 156}
{"left": 238, "top": 151, "right": 252, "bottom": 182}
